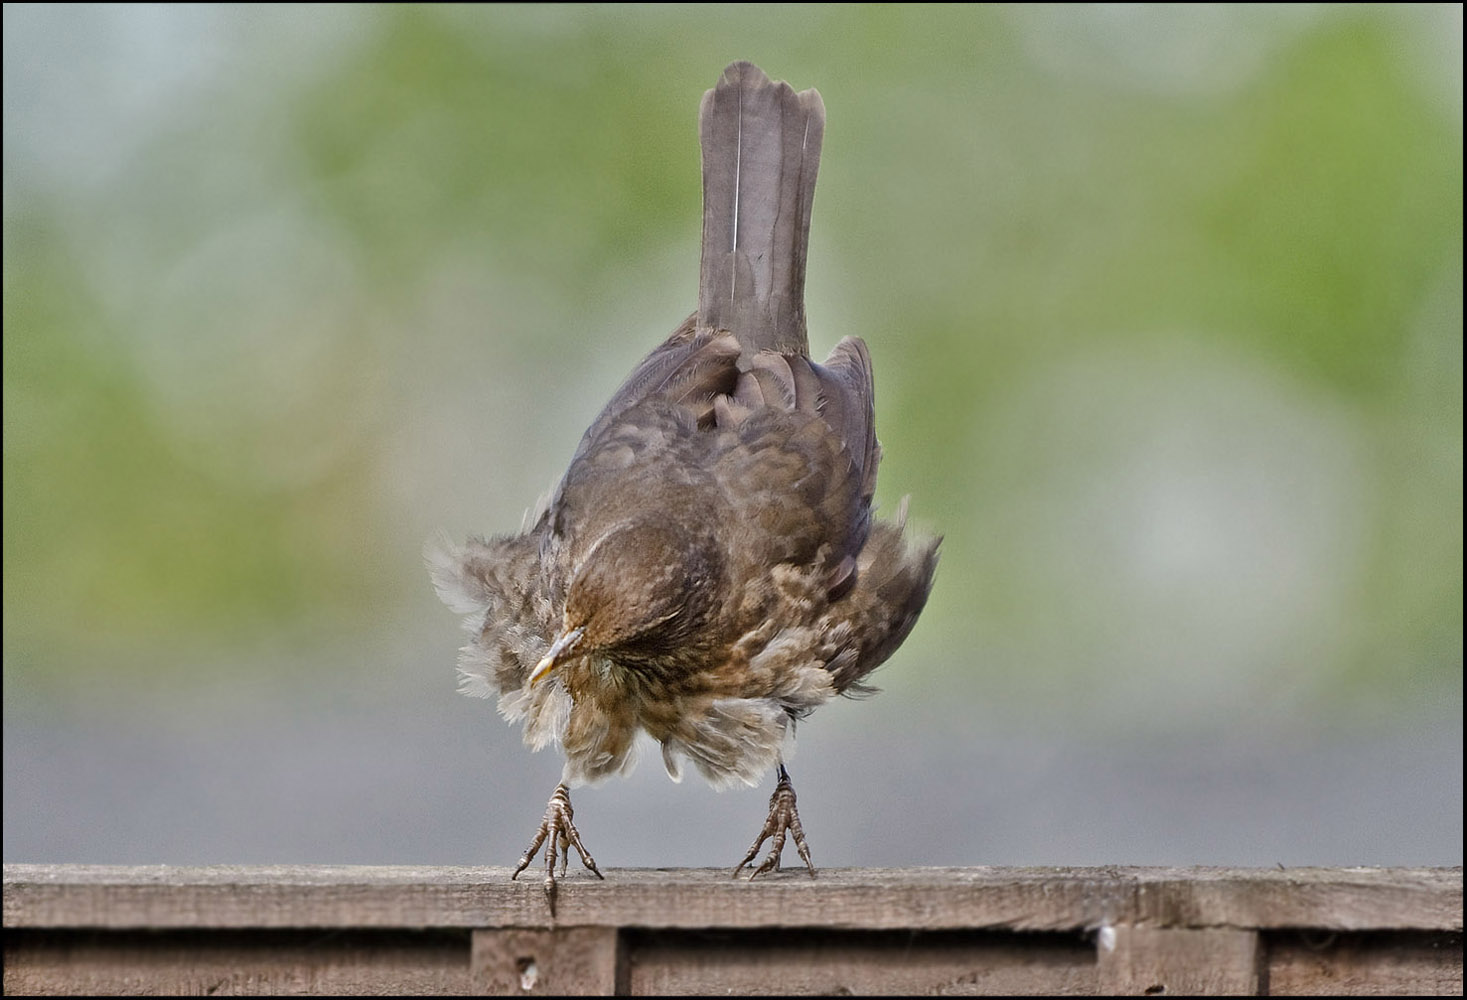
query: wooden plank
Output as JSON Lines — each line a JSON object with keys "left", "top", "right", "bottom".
{"left": 2, "top": 929, "right": 471, "bottom": 996}
{"left": 624, "top": 928, "right": 1098, "bottom": 996}
{"left": 4, "top": 866, "right": 1460, "bottom": 934}
{"left": 470, "top": 927, "right": 621, "bottom": 995}
{"left": 1266, "top": 931, "right": 1464, "bottom": 996}
{"left": 1134, "top": 868, "right": 1467, "bottom": 933}
{"left": 1096, "top": 925, "right": 1261, "bottom": 996}
{"left": 2, "top": 870, "right": 1461, "bottom": 997}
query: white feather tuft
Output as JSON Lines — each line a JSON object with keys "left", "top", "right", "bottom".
{"left": 456, "top": 658, "right": 496, "bottom": 699}
{"left": 661, "top": 741, "right": 684, "bottom": 782}
{"left": 663, "top": 697, "right": 787, "bottom": 790}
{"left": 423, "top": 531, "right": 487, "bottom": 615}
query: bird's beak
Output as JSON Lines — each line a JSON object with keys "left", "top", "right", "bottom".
{"left": 529, "top": 626, "right": 585, "bottom": 686}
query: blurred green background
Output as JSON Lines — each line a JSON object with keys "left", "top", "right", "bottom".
{"left": 4, "top": 4, "right": 1460, "bottom": 866}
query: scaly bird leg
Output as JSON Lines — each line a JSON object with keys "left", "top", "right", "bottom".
{"left": 512, "top": 783, "right": 604, "bottom": 898}
{"left": 732, "top": 763, "right": 817, "bottom": 879}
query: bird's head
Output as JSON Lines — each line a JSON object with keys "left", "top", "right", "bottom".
{"left": 530, "top": 520, "right": 721, "bottom": 685}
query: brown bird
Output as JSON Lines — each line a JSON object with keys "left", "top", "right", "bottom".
{"left": 428, "top": 61, "right": 938, "bottom": 893}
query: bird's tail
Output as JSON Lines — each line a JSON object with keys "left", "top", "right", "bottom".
{"left": 697, "top": 61, "right": 825, "bottom": 360}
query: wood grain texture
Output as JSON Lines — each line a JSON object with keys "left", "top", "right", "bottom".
{"left": 1266, "top": 931, "right": 1464, "bottom": 996}
{"left": 624, "top": 928, "right": 1097, "bottom": 996}
{"left": 471, "top": 927, "right": 621, "bottom": 995}
{"left": 1097, "top": 926, "right": 1261, "bottom": 995}
{"left": 1132, "top": 868, "right": 1464, "bottom": 933}
{"left": 3, "top": 929, "right": 470, "bottom": 996}
{"left": 5, "top": 866, "right": 1460, "bottom": 933}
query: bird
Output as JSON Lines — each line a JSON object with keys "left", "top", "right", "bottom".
{"left": 428, "top": 61, "right": 939, "bottom": 895}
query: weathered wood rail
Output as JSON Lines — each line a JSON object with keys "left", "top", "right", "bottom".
{"left": 3, "top": 865, "right": 1461, "bottom": 995}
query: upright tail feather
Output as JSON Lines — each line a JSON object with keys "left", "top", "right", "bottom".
{"left": 697, "top": 61, "right": 825, "bottom": 361}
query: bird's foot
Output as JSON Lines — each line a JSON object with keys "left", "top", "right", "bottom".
{"left": 732, "top": 764, "right": 816, "bottom": 879}
{"left": 511, "top": 783, "right": 604, "bottom": 900}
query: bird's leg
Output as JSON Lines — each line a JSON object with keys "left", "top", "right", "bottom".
{"left": 732, "top": 763, "right": 817, "bottom": 879}
{"left": 511, "top": 783, "right": 604, "bottom": 897}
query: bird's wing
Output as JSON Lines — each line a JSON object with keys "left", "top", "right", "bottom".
{"left": 710, "top": 336, "right": 878, "bottom": 594}
{"left": 563, "top": 314, "right": 740, "bottom": 475}
{"left": 810, "top": 337, "right": 880, "bottom": 511}
{"left": 708, "top": 404, "right": 861, "bottom": 594}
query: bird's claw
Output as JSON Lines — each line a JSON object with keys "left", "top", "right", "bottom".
{"left": 512, "top": 783, "right": 604, "bottom": 901}
{"left": 732, "top": 766, "right": 816, "bottom": 879}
